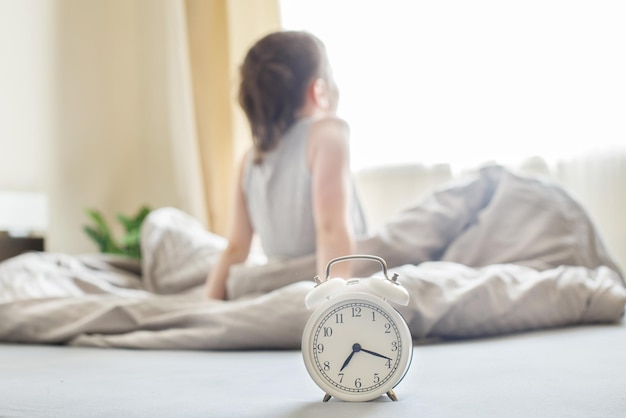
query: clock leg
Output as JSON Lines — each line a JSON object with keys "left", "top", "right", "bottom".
{"left": 322, "top": 393, "right": 332, "bottom": 402}
{"left": 386, "top": 390, "right": 398, "bottom": 401}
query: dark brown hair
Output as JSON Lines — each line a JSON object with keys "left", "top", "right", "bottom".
{"left": 238, "top": 31, "right": 328, "bottom": 163}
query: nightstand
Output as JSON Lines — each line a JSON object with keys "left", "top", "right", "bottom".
{"left": 0, "top": 234, "right": 45, "bottom": 262}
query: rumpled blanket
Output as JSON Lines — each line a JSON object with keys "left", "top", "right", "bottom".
{"left": 0, "top": 166, "right": 624, "bottom": 349}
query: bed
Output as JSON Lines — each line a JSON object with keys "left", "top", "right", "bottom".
{"left": 1, "top": 166, "right": 624, "bottom": 417}
{"left": 2, "top": 322, "right": 625, "bottom": 417}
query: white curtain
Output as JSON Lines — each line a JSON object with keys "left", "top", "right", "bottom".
{"left": 44, "top": 0, "right": 207, "bottom": 253}
{"left": 184, "top": 0, "right": 281, "bottom": 236}
{"left": 2, "top": 0, "right": 281, "bottom": 253}
{"left": 283, "top": 0, "right": 626, "bottom": 271}
{"left": 281, "top": 0, "right": 626, "bottom": 170}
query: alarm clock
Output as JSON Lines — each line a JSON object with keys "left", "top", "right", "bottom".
{"left": 302, "top": 255, "right": 413, "bottom": 402}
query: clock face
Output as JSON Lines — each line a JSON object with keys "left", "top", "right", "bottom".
{"left": 302, "top": 291, "right": 412, "bottom": 401}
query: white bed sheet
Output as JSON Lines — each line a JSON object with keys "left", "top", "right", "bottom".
{"left": 1, "top": 321, "right": 624, "bottom": 417}
{"left": 1, "top": 167, "right": 624, "bottom": 350}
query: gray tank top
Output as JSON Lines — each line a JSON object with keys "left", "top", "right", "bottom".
{"left": 243, "top": 118, "right": 367, "bottom": 259}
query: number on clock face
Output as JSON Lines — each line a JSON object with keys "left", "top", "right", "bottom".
{"left": 312, "top": 301, "right": 402, "bottom": 394}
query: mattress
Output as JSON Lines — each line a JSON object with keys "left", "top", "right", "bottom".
{"left": 2, "top": 321, "right": 624, "bottom": 418}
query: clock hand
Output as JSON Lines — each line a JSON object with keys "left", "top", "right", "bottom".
{"left": 360, "top": 347, "right": 392, "bottom": 361}
{"left": 339, "top": 351, "right": 355, "bottom": 372}
{"left": 339, "top": 343, "right": 362, "bottom": 372}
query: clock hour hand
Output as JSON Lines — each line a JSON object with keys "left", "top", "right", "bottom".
{"left": 360, "top": 347, "right": 392, "bottom": 361}
{"left": 340, "top": 343, "right": 362, "bottom": 372}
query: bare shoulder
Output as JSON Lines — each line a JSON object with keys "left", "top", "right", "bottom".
{"left": 237, "top": 147, "right": 255, "bottom": 178}
{"left": 241, "top": 146, "right": 255, "bottom": 163}
{"left": 308, "top": 117, "right": 350, "bottom": 154}
{"left": 309, "top": 117, "right": 349, "bottom": 139}
{"left": 307, "top": 117, "right": 351, "bottom": 167}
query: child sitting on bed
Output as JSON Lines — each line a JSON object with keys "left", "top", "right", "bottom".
{"left": 204, "top": 31, "right": 367, "bottom": 299}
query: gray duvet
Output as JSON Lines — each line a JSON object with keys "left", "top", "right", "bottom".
{"left": 0, "top": 166, "right": 624, "bottom": 349}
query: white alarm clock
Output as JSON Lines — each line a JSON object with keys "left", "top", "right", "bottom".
{"left": 302, "top": 255, "right": 413, "bottom": 402}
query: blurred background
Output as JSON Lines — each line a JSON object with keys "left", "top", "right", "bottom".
{"left": 1, "top": 0, "right": 624, "bottom": 269}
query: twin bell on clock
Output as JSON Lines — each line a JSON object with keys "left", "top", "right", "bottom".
{"left": 301, "top": 255, "right": 413, "bottom": 402}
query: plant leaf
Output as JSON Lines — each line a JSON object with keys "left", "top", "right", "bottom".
{"left": 83, "top": 225, "right": 107, "bottom": 252}
{"left": 83, "top": 206, "right": 151, "bottom": 260}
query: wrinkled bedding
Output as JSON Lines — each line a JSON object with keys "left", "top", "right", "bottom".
{"left": 0, "top": 166, "right": 624, "bottom": 349}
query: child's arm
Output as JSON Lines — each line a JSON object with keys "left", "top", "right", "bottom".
{"left": 204, "top": 153, "right": 254, "bottom": 300}
{"left": 309, "top": 117, "right": 355, "bottom": 279}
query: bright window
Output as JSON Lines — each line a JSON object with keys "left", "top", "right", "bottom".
{"left": 280, "top": 0, "right": 626, "bottom": 170}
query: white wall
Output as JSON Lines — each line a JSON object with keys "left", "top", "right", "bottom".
{"left": 0, "top": 0, "right": 53, "bottom": 192}
{"left": 1, "top": 0, "right": 194, "bottom": 253}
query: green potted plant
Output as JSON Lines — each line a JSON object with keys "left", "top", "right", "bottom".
{"left": 83, "top": 206, "right": 151, "bottom": 260}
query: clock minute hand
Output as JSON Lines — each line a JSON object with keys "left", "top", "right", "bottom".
{"left": 340, "top": 343, "right": 362, "bottom": 372}
{"left": 360, "top": 347, "right": 392, "bottom": 361}
{"left": 339, "top": 351, "right": 355, "bottom": 372}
